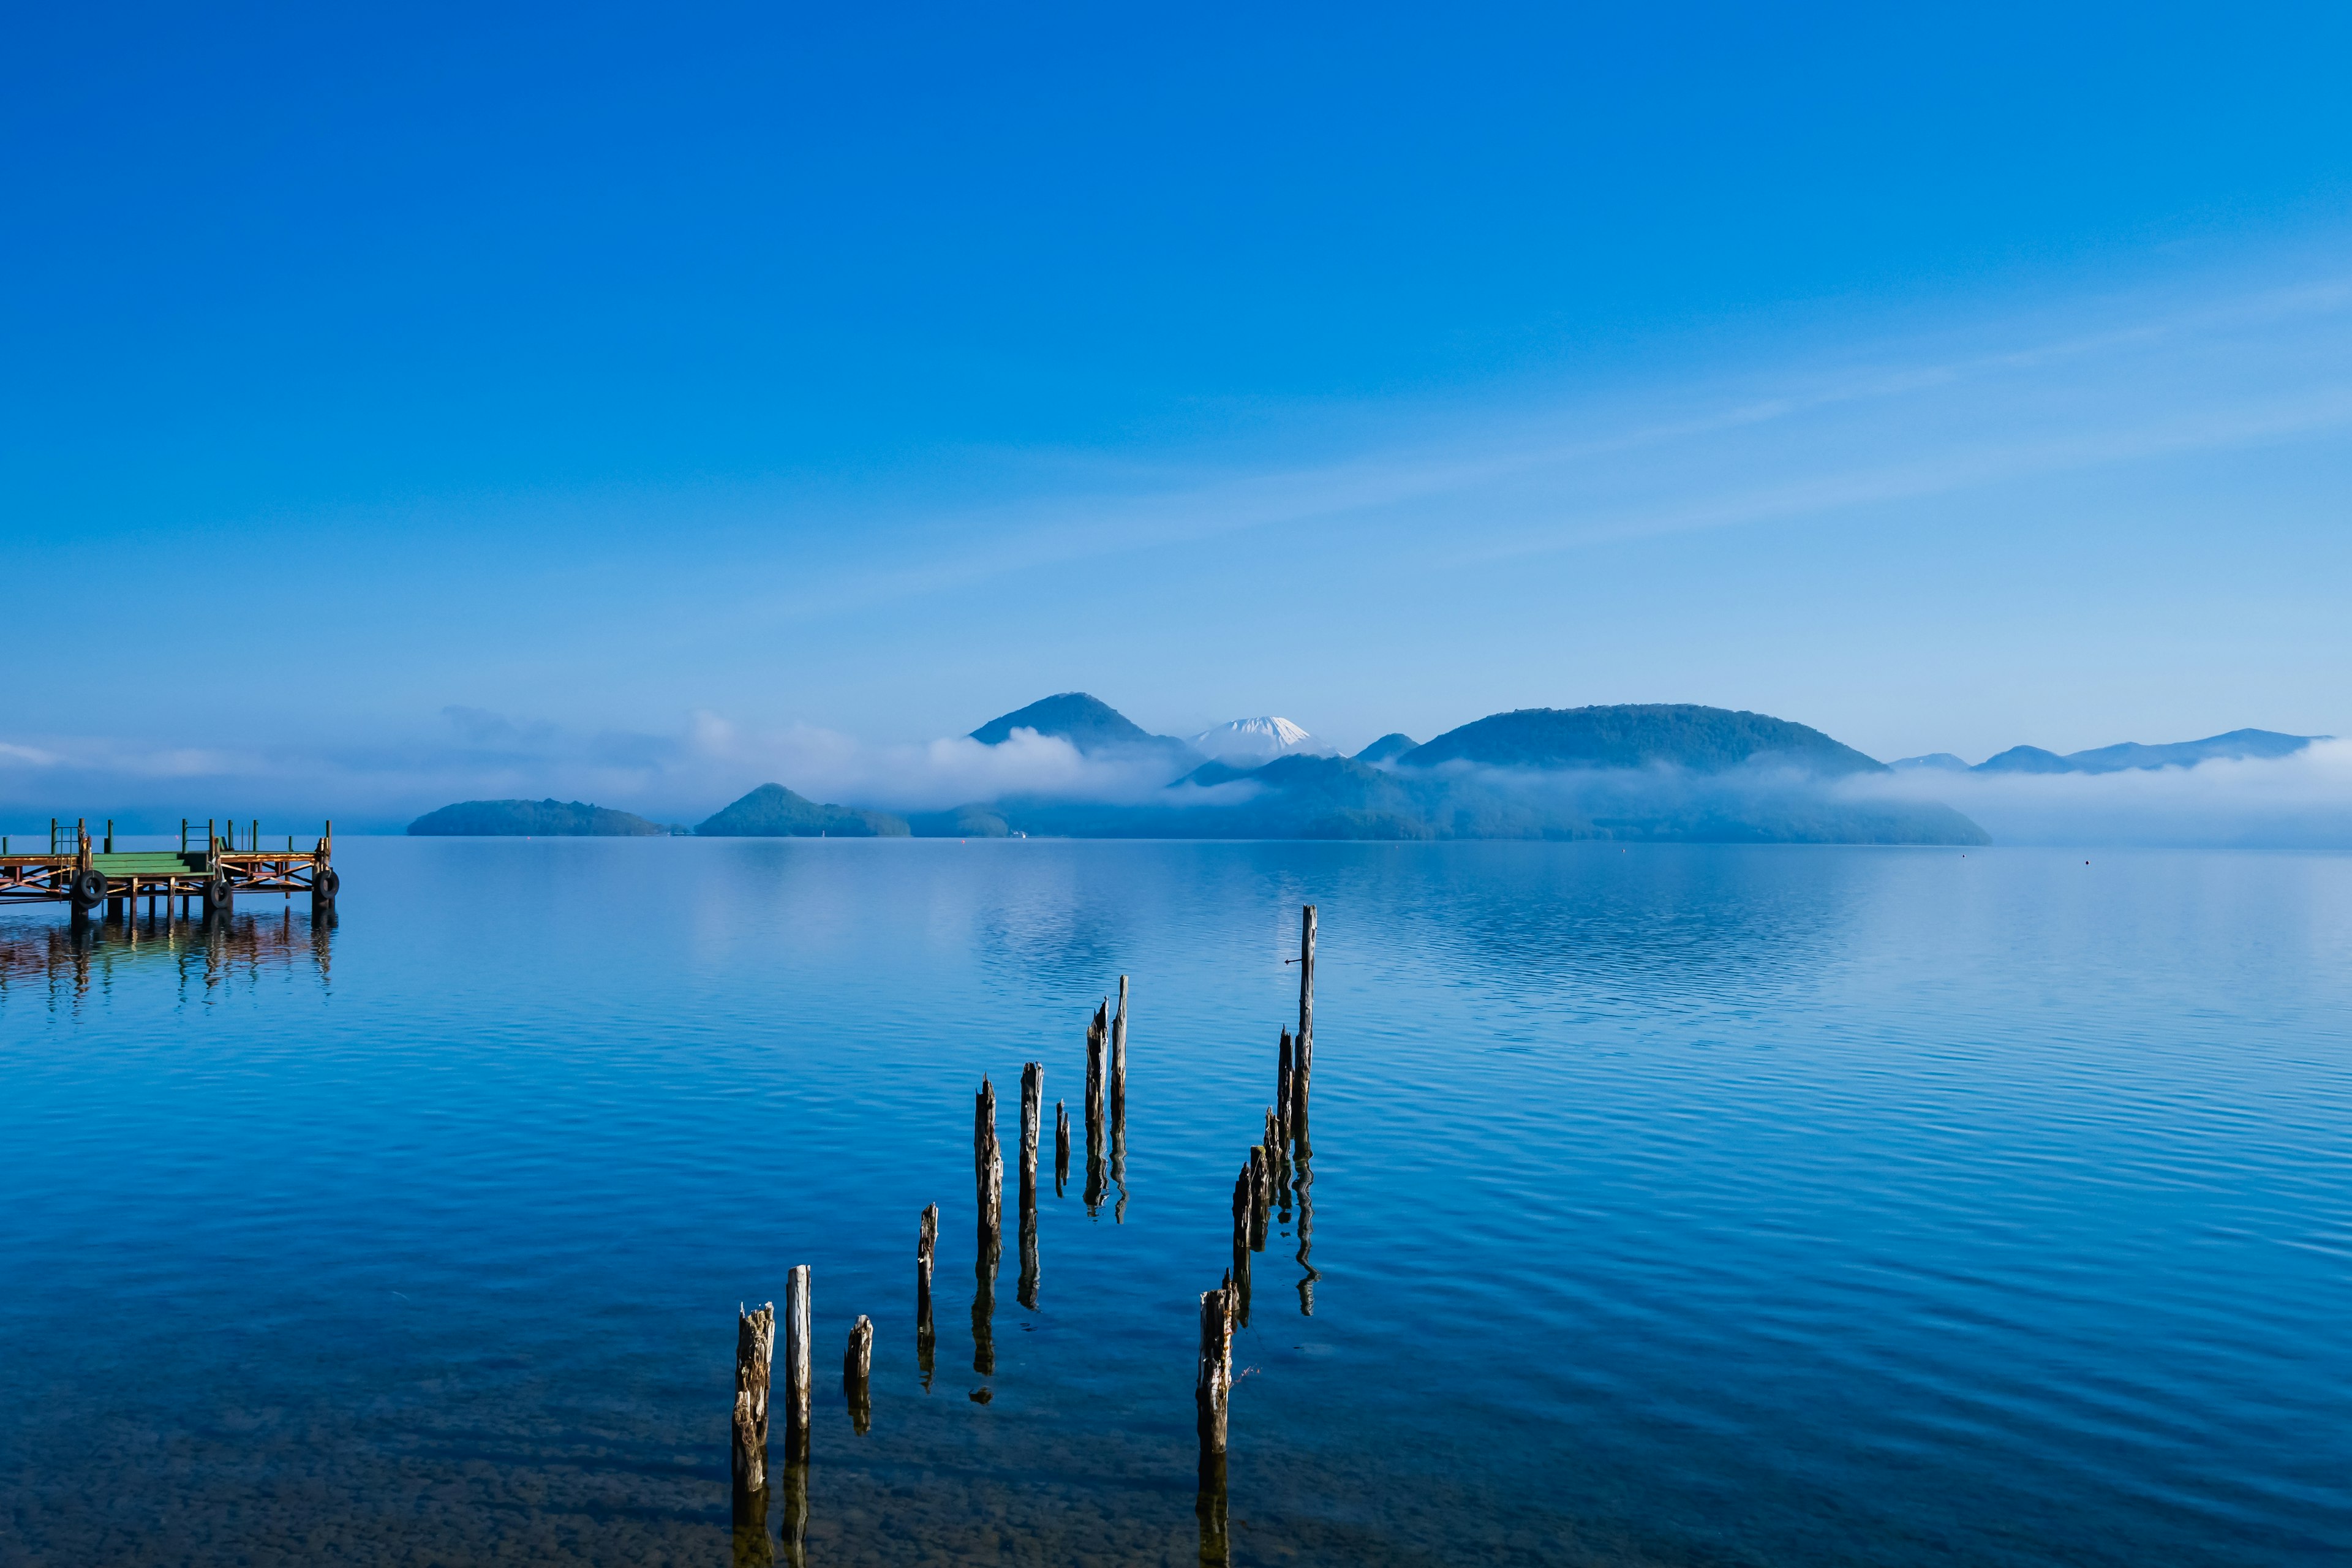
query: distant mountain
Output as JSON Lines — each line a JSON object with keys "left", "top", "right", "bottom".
{"left": 1400, "top": 704, "right": 1884, "bottom": 776}
{"left": 696, "top": 783, "right": 910, "bottom": 837}
{"left": 1970, "top": 729, "right": 2320, "bottom": 774}
{"left": 968, "top": 691, "right": 1201, "bottom": 778}
{"left": 1892, "top": 753, "right": 1970, "bottom": 771}
{"left": 971, "top": 693, "right": 1160, "bottom": 752}
{"left": 408, "top": 798, "right": 668, "bottom": 836}
{"left": 1352, "top": 733, "right": 1419, "bottom": 764}
{"left": 1011, "top": 748, "right": 1983, "bottom": 844}
{"left": 1188, "top": 716, "right": 1335, "bottom": 765}
{"left": 2051, "top": 729, "right": 2316, "bottom": 772}
{"left": 1974, "top": 746, "right": 2075, "bottom": 774}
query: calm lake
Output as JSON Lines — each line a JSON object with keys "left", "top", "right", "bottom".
{"left": 2, "top": 839, "right": 2346, "bottom": 1566}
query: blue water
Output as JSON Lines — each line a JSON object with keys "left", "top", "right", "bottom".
{"left": 2, "top": 839, "right": 2345, "bottom": 1565}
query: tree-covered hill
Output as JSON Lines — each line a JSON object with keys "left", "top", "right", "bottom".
{"left": 407, "top": 799, "right": 669, "bottom": 835}
{"left": 1401, "top": 704, "right": 1885, "bottom": 775}
{"left": 696, "top": 783, "right": 910, "bottom": 837}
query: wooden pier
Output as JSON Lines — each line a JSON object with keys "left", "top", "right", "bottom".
{"left": 0, "top": 818, "right": 337, "bottom": 916}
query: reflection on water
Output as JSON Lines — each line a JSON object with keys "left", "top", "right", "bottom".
{"left": 0, "top": 903, "right": 333, "bottom": 1005}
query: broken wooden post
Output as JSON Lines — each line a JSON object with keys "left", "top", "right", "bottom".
{"left": 1019, "top": 1063, "right": 1042, "bottom": 1209}
{"left": 1195, "top": 1268, "right": 1238, "bottom": 1566}
{"left": 1276, "top": 1027, "right": 1294, "bottom": 1144}
{"left": 1054, "top": 1098, "right": 1070, "bottom": 1194}
{"left": 1110, "top": 975, "right": 1128, "bottom": 1121}
{"left": 1230, "top": 1163, "right": 1253, "bottom": 1326}
{"left": 1265, "top": 1106, "right": 1290, "bottom": 1225}
{"left": 844, "top": 1315, "right": 873, "bottom": 1436}
{"left": 974, "top": 1077, "right": 1003, "bottom": 1262}
{"left": 1248, "top": 1144, "right": 1270, "bottom": 1252}
{"left": 1294, "top": 905, "right": 1316, "bottom": 1144}
{"left": 1084, "top": 1003, "right": 1110, "bottom": 1213}
{"left": 733, "top": 1301, "right": 775, "bottom": 1521}
{"left": 782, "top": 1266, "right": 812, "bottom": 1460}
{"left": 1019, "top": 1061, "right": 1042, "bottom": 1309}
{"left": 916, "top": 1204, "right": 937, "bottom": 1389}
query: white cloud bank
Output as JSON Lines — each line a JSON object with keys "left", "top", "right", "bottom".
{"left": 1844, "top": 740, "right": 2352, "bottom": 848}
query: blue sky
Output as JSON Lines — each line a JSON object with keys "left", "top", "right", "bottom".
{"left": 7, "top": 4, "right": 2351, "bottom": 823}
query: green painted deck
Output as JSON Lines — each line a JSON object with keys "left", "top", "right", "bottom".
{"left": 91, "top": 853, "right": 209, "bottom": 875}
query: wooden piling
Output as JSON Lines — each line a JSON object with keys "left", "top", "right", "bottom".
{"left": 916, "top": 1204, "right": 938, "bottom": 1387}
{"left": 733, "top": 1301, "right": 775, "bottom": 1499}
{"left": 974, "top": 1077, "right": 1003, "bottom": 1259}
{"left": 1019, "top": 1063, "right": 1041, "bottom": 1208}
{"left": 1195, "top": 1272, "right": 1237, "bottom": 1453}
{"left": 1230, "top": 1164, "right": 1253, "bottom": 1325}
{"left": 1054, "top": 1098, "right": 1070, "bottom": 1194}
{"left": 1276, "top": 1028, "right": 1294, "bottom": 1143}
{"left": 1083, "top": 1005, "right": 1109, "bottom": 1213}
{"left": 1110, "top": 975, "right": 1128, "bottom": 1122}
{"left": 1248, "top": 1144, "right": 1270, "bottom": 1252}
{"left": 844, "top": 1315, "right": 873, "bottom": 1435}
{"left": 1294, "top": 905, "right": 1316, "bottom": 1139}
{"left": 783, "top": 1265, "right": 812, "bottom": 1460}
{"left": 1018, "top": 1062, "right": 1042, "bottom": 1310}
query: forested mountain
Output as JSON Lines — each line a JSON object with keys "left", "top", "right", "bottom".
{"left": 1399, "top": 704, "right": 1885, "bottom": 775}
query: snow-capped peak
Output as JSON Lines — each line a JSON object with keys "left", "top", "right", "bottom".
{"left": 1188, "top": 716, "right": 1335, "bottom": 765}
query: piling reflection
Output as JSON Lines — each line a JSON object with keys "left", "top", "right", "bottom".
{"left": 731, "top": 1496, "right": 775, "bottom": 1568}
{"left": 1194, "top": 1451, "right": 1231, "bottom": 1567}
{"left": 1294, "top": 1147, "right": 1317, "bottom": 1316}
{"left": 779, "top": 1459, "right": 809, "bottom": 1568}
{"left": 0, "top": 903, "right": 333, "bottom": 1005}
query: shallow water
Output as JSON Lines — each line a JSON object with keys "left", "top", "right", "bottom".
{"left": 1, "top": 839, "right": 2346, "bottom": 1566}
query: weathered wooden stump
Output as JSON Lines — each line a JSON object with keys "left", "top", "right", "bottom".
{"left": 916, "top": 1204, "right": 938, "bottom": 1388}
{"left": 733, "top": 1301, "right": 775, "bottom": 1515}
{"left": 974, "top": 1077, "right": 1003, "bottom": 1262}
{"left": 1247, "top": 1144, "right": 1270, "bottom": 1252}
{"left": 1018, "top": 1061, "right": 1042, "bottom": 1308}
{"left": 783, "top": 1265, "right": 812, "bottom": 1461}
{"left": 1054, "top": 1098, "right": 1070, "bottom": 1194}
{"left": 1230, "top": 1163, "right": 1253, "bottom": 1325}
{"left": 1294, "top": 904, "right": 1316, "bottom": 1152}
{"left": 843, "top": 1314, "right": 873, "bottom": 1435}
{"left": 1276, "top": 1027, "right": 1294, "bottom": 1144}
{"left": 1110, "top": 975, "right": 1129, "bottom": 1122}
{"left": 1195, "top": 1272, "right": 1237, "bottom": 1453}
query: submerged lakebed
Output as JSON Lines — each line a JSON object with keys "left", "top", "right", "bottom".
{"left": 1, "top": 838, "right": 2346, "bottom": 1565}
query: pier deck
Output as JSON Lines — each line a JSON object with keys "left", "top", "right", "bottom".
{"left": 0, "top": 819, "right": 336, "bottom": 913}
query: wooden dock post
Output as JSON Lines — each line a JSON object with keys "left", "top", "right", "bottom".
{"left": 1084, "top": 1003, "right": 1110, "bottom": 1213}
{"left": 783, "top": 1266, "right": 812, "bottom": 1461}
{"left": 844, "top": 1315, "right": 873, "bottom": 1436}
{"left": 1054, "top": 1098, "right": 1070, "bottom": 1195}
{"left": 1194, "top": 1270, "right": 1238, "bottom": 1564}
{"left": 1019, "top": 1063, "right": 1042, "bottom": 1208}
{"left": 916, "top": 1204, "right": 938, "bottom": 1389}
{"left": 733, "top": 1301, "right": 775, "bottom": 1508}
{"left": 1230, "top": 1163, "right": 1253, "bottom": 1326}
{"left": 1276, "top": 1028, "right": 1294, "bottom": 1144}
{"left": 974, "top": 1077, "right": 1003, "bottom": 1261}
{"left": 1247, "top": 1144, "right": 1270, "bottom": 1252}
{"left": 1110, "top": 976, "right": 1128, "bottom": 1121}
{"left": 1018, "top": 1061, "right": 1042, "bottom": 1310}
{"left": 1294, "top": 905, "right": 1316, "bottom": 1145}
